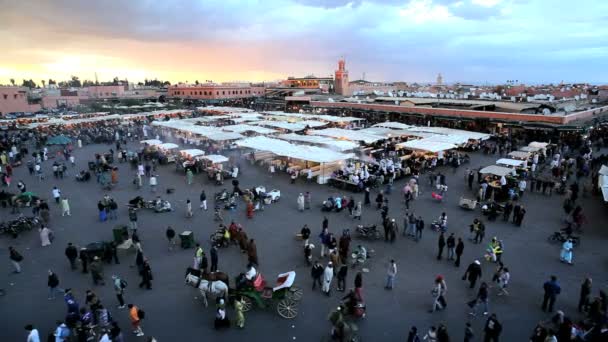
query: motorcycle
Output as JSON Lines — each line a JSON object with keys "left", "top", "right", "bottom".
{"left": 0, "top": 216, "right": 41, "bottom": 238}
{"left": 355, "top": 225, "right": 381, "bottom": 240}
{"left": 215, "top": 189, "right": 229, "bottom": 202}
{"left": 548, "top": 231, "right": 580, "bottom": 247}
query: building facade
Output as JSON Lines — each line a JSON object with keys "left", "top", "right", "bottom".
{"left": 334, "top": 59, "right": 350, "bottom": 96}
{"left": 168, "top": 84, "right": 264, "bottom": 100}
{"left": 280, "top": 76, "right": 333, "bottom": 93}
{"left": 0, "top": 86, "right": 41, "bottom": 116}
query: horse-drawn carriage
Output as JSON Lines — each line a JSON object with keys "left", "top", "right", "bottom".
{"left": 185, "top": 268, "right": 303, "bottom": 319}
{"left": 231, "top": 271, "right": 303, "bottom": 319}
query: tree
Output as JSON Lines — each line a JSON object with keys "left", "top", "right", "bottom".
{"left": 112, "top": 77, "right": 119, "bottom": 85}
{"left": 68, "top": 76, "right": 81, "bottom": 88}
{"left": 82, "top": 80, "right": 96, "bottom": 87}
{"left": 9, "top": 78, "right": 15, "bottom": 86}
{"left": 195, "top": 80, "right": 199, "bottom": 85}
{"left": 137, "top": 82, "right": 144, "bottom": 86}
{"left": 48, "top": 79, "right": 56, "bottom": 86}
{"left": 21, "top": 79, "right": 37, "bottom": 89}
{"left": 163, "top": 81, "right": 171, "bottom": 86}
{"left": 41, "top": 80, "right": 46, "bottom": 88}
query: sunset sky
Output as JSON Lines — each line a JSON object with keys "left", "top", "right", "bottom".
{"left": 0, "top": 0, "right": 606, "bottom": 85}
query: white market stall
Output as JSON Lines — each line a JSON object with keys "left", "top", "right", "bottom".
{"left": 496, "top": 158, "right": 525, "bottom": 168}
{"left": 140, "top": 139, "right": 162, "bottom": 146}
{"left": 519, "top": 146, "right": 542, "bottom": 153}
{"left": 222, "top": 124, "right": 277, "bottom": 135}
{"left": 528, "top": 142, "right": 549, "bottom": 149}
{"left": 309, "top": 128, "right": 385, "bottom": 144}
{"left": 277, "top": 133, "right": 359, "bottom": 152}
{"left": 372, "top": 122, "right": 413, "bottom": 130}
{"left": 396, "top": 139, "right": 457, "bottom": 153}
{"left": 479, "top": 165, "right": 515, "bottom": 177}
{"left": 507, "top": 151, "right": 531, "bottom": 160}
{"left": 237, "top": 136, "right": 354, "bottom": 183}
{"left": 599, "top": 165, "right": 608, "bottom": 202}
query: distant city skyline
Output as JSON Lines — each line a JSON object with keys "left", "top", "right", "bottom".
{"left": 1, "top": 0, "right": 607, "bottom": 85}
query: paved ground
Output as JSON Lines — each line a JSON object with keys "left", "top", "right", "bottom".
{"left": 1, "top": 140, "right": 607, "bottom": 341}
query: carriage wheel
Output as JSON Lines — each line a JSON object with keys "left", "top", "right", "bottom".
{"left": 277, "top": 298, "right": 298, "bottom": 319}
{"left": 286, "top": 286, "right": 303, "bottom": 301}
{"left": 240, "top": 296, "right": 253, "bottom": 312}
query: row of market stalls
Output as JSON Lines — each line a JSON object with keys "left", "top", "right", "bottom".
{"left": 25, "top": 109, "right": 192, "bottom": 129}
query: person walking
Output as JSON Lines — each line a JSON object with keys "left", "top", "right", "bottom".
{"left": 25, "top": 324, "right": 40, "bottom": 342}
{"left": 297, "top": 193, "right": 305, "bottom": 212}
{"left": 337, "top": 264, "right": 348, "bottom": 291}
{"left": 128, "top": 208, "right": 138, "bottom": 232}
{"left": 455, "top": 238, "right": 464, "bottom": 267}
{"left": 65, "top": 243, "right": 78, "bottom": 270}
{"left": 113, "top": 275, "right": 127, "bottom": 309}
{"left": 186, "top": 169, "right": 193, "bottom": 185}
{"left": 199, "top": 190, "right": 207, "bottom": 210}
{"left": 463, "top": 260, "right": 482, "bottom": 289}
{"left": 311, "top": 260, "right": 324, "bottom": 290}
{"left": 128, "top": 304, "right": 145, "bottom": 336}
{"left": 497, "top": 267, "right": 510, "bottom": 296}
{"left": 322, "top": 262, "right": 334, "bottom": 296}
{"left": 353, "top": 201, "right": 362, "bottom": 220}
{"left": 578, "top": 277, "right": 592, "bottom": 313}
{"left": 8, "top": 246, "right": 23, "bottom": 273}
{"left": 406, "top": 326, "right": 421, "bottom": 342}
{"left": 559, "top": 239, "right": 574, "bottom": 265}
{"left": 210, "top": 245, "right": 219, "bottom": 272}
{"left": 90, "top": 256, "right": 105, "bottom": 285}
{"left": 385, "top": 259, "right": 397, "bottom": 290}
{"left": 483, "top": 314, "right": 502, "bottom": 342}
{"left": 47, "top": 270, "right": 62, "bottom": 300}
{"left": 468, "top": 282, "right": 489, "bottom": 317}
{"left": 60, "top": 198, "right": 70, "bottom": 216}
{"left": 52, "top": 186, "right": 61, "bottom": 203}
{"left": 247, "top": 239, "right": 258, "bottom": 266}
{"left": 541, "top": 275, "right": 561, "bottom": 312}
{"left": 149, "top": 175, "right": 157, "bottom": 193}
{"left": 446, "top": 233, "right": 456, "bottom": 261}
{"left": 430, "top": 275, "right": 447, "bottom": 313}
{"left": 186, "top": 199, "right": 193, "bottom": 218}
{"left": 165, "top": 226, "right": 176, "bottom": 251}
{"left": 39, "top": 226, "right": 53, "bottom": 247}
{"left": 437, "top": 232, "right": 446, "bottom": 260}
{"left": 415, "top": 216, "right": 424, "bottom": 242}
{"left": 139, "top": 259, "right": 153, "bottom": 290}
{"left": 234, "top": 296, "right": 246, "bottom": 328}
{"left": 108, "top": 199, "right": 118, "bottom": 220}
{"left": 464, "top": 322, "right": 474, "bottom": 342}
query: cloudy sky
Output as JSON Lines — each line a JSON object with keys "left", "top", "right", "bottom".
{"left": 0, "top": 0, "right": 606, "bottom": 85}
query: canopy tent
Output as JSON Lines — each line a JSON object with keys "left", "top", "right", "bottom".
{"left": 599, "top": 174, "right": 608, "bottom": 202}
{"left": 396, "top": 139, "right": 456, "bottom": 153}
{"left": 372, "top": 122, "right": 413, "bottom": 130}
{"left": 508, "top": 151, "right": 531, "bottom": 160}
{"left": 407, "top": 127, "right": 491, "bottom": 141}
{"left": 252, "top": 121, "right": 313, "bottom": 131}
{"left": 205, "top": 132, "right": 244, "bottom": 141}
{"left": 309, "top": 128, "right": 385, "bottom": 144}
{"left": 528, "top": 141, "right": 549, "bottom": 149}
{"left": 230, "top": 117, "right": 263, "bottom": 123}
{"left": 599, "top": 165, "right": 608, "bottom": 176}
{"left": 201, "top": 155, "right": 229, "bottom": 164}
{"left": 236, "top": 136, "right": 354, "bottom": 163}
{"left": 277, "top": 133, "right": 359, "bottom": 151}
{"left": 356, "top": 127, "right": 414, "bottom": 138}
{"left": 46, "top": 135, "right": 72, "bottom": 145}
{"left": 140, "top": 139, "right": 163, "bottom": 146}
{"left": 479, "top": 165, "right": 515, "bottom": 177}
{"left": 424, "top": 134, "right": 470, "bottom": 146}
{"left": 263, "top": 111, "right": 362, "bottom": 123}
{"left": 156, "top": 143, "right": 179, "bottom": 150}
{"left": 180, "top": 149, "right": 205, "bottom": 158}
{"left": 221, "top": 124, "right": 277, "bottom": 134}
{"left": 519, "top": 146, "right": 542, "bottom": 153}
{"left": 496, "top": 158, "right": 525, "bottom": 167}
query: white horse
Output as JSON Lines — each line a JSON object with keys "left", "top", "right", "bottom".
{"left": 186, "top": 274, "right": 229, "bottom": 307}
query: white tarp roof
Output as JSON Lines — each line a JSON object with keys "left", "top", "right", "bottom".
{"left": 206, "top": 132, "right": 244, "bottom": 141}
{"left": 396, "top": 139, "right": 456, "bottom": 153}
{"left": 222, "top": 124, "right": 277, "bottom": 134}
{"left": 309, "top": 128, "right": 385, "bottom": 144}
{"left": 407, "top": 127, "right": 491, "bottom": 141}
{"left": 519, "top": 146, "right": 542, "bottom": 152}
{"left": 508, "top": 151, "right": 531, "bottom": 159}
{"left": 424, "top": 134, "right": 470, "bottom": 146}
{"left": 201, "top": 154, "right": 229, "bottom": 164}
{"left": 529, "top": 141, "right": 549, "bottom": 148}
{"left": 277, "top": 133, "right": 359, "bottom": 151}
{"left": 253, "top": 121, "right": 312, "bottom": 131}
{"left": 599, "top": 174, "right": 608, "bottom": 202}
{"left": 496, "top": 158, "right": 525, "bottom": 167}
{"left": 599, "top": 165, "right": 608, "bottom": 176}
{"left": 373, "top": 122, "right": 413, "bottom": 130}
{"left": 236, "top": 136, "right": 354, "bottom": 163}
{"left": 479, "top": 165, "right": 515, "bottom": 176}
{"left": 156, "top": 143, "right": 179, "bottom": 150}
{"left": 263, "top": 111, "right": 362, "bottom": 123}
{"left": 180, "top": 149, "right": 205, "bottom": 158}
{"left": 140, "top": 139, "right": 162, "bottom": 145}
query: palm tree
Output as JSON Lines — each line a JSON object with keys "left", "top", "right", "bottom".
{"left": 10, "top": 78, "right": 15, "bottom": 86}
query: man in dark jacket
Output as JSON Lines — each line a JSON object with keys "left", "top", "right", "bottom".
{"left": 542, "top": 276, "right": 561, "bottom": 312}
{"left": 311, "top": 261, "right": 324, "bottom": 290}
{"left": 484, "top": 314, "right": 502, "bottom": 342}
{"left": 210, "top": 245, "right": 219, "bottom": 273}
{"left": 79, "top": 248, "right": 89, "bottom": 273}
{"left": 437, "top": 232, "right": 446, "bottom": 260}
{"left": 65, "top": 243, "right": 78, "bottom": 270}
{"left": 446, "top": 233, "right": 456, "bottom": 260}
{"left": 463, "top": 260, "right": 482, "bottom": 288}
{"left": 415, "top": 216, "right": 424, "bottom": 242}
{"left": 139, "top": 259, "right": 153, "bottom": 290}
{"left": 455, "top": 238, "right": 465, "bottom": 267}
{"left": 337, "top": 264, "right": 348, "bottom": 291}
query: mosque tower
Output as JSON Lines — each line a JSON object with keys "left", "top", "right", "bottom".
{"left": 334, "top": 58, "right": 350, "bottom": 96}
